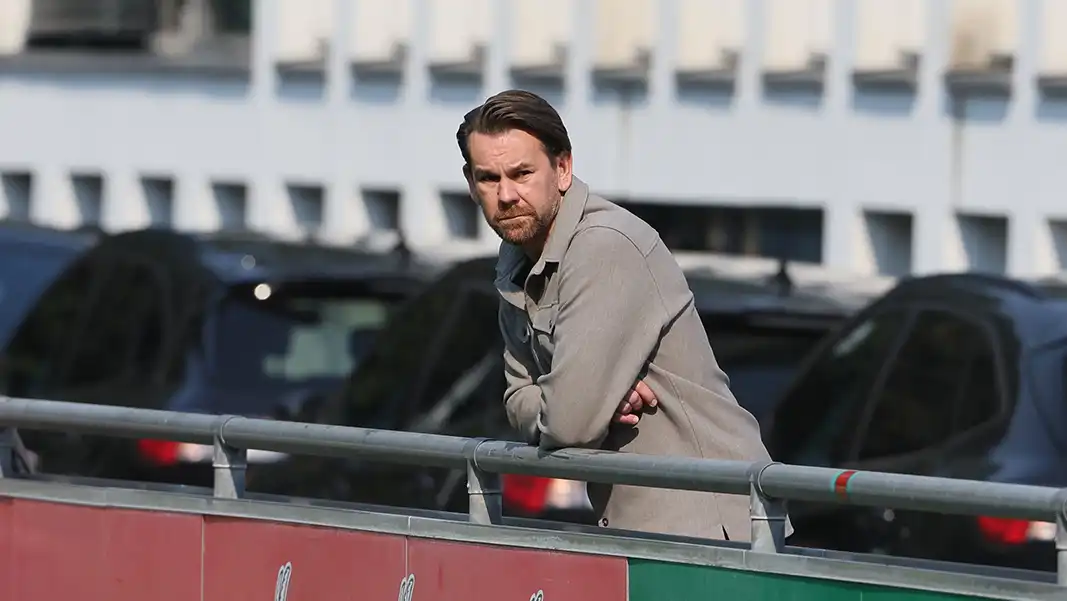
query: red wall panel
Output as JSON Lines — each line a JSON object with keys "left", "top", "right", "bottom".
{"left": 406, "top": 538, "right": 628, "bottom": 601}
{"left": 8, "top": 499, "right": 201, "bottom": 601}
{"left": 0, "top": 498, "right": 12, "bottom": 601}
{"left": 202, "top": 516, "right": 408, "bottom": 601}
{"left": 102, "top": 506, "right": 204, "bottom": 601}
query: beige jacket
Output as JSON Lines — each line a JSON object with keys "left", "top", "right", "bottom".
{"left": 495, "top": 177, "right": 792, "bottom": 542}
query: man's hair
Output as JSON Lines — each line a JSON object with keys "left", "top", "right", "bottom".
{"left": 456, "top": 89, "right": 572, "bottom": 169}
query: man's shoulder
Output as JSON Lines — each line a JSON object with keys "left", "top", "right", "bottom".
{"left": 570, "top": 194, "right": 660, "bottom": 257}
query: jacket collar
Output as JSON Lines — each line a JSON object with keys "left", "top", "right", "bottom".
{"left": 494, "top": 176, "right": 591, "bottom": 308}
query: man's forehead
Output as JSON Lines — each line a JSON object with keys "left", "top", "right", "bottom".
{"left": 470, "top": 131, "right": 544, "bottom": 161}
{"left": 471, "top": 157, "right": 535, "bottom": 174}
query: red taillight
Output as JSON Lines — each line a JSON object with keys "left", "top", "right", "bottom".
{"left": 502, "top": 474, "right": 551, "bottom": 514}
{"left": 977, "top": 516, "right": 1033, "bottom": 545}
{"left": 137, "top": 439, "right": 180, "bottom": 466}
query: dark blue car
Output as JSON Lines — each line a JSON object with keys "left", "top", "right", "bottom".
{"left": 766, "top": 273, "right": 1067, "bottom": 573}
{"left": 0, "top": 228, "right": 439, "bottom": 484}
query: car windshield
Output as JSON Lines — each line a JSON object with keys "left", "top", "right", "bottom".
{"left": 210, "top": 280, "right": 406, "bottom": 392}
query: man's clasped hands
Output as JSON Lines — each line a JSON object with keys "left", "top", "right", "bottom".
{"left": 612, "top": 379, "right": 657, "bottom": 425}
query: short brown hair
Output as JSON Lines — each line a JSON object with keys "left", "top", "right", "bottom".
{"left": 456, "top": 89, "right": 572, "bottom": 168}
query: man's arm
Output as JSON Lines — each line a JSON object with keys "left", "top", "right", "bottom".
{"left": 537, "top": 227, "right": 670, "bottom": 450}
{"left": 500, "top": 304, "right": 543, "bottom": 444}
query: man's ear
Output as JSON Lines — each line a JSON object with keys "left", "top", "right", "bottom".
{"left": 555, "top": 152, "right": 573, "bottom": 192}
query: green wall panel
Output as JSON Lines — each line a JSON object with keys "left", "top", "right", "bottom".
{"left": 628, "top": 559, "right": 998, "bottom": 601}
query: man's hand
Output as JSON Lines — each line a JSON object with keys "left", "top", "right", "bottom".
{"left": 612, "top": 379, "right": 657, "bottom": 425}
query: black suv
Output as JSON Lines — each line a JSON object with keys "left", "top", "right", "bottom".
{"left": 249, "top": 255, "right": 863, "bottom": 521}
{"left": 1, "top": 228, "right": 438, "bottom": 484}
{"left": 766, "top": 273, "right": 1067, "bottom": 572}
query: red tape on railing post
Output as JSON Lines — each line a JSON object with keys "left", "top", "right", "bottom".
{"left": 833, "top": 470, "right": 857, "bottom": 500}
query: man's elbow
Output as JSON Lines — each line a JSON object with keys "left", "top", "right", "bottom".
{"left": 538, "top": 419, "right": 606, "bottom": 450}
{"left": 504, "top": 397, "right": 542, "bottom": 444}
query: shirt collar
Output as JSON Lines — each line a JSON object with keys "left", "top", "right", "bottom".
{"left": 494, "top": 176, "right": 591, "bottom": 307}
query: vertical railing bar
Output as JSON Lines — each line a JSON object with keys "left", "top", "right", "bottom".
{"left": 213, "top": 417, "right": 246, "bottom": 499}
{"left": 467, "top": 438, "right": 502, "bottom": 525}
{"left": 749, "top": 461, "right": 787, "bottom": 553}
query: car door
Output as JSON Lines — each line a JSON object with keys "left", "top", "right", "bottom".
{"left": 835, "top": 308, "right": 1005, "bottom": 561}
{"left": 765, "top": 306, "right": 914, "bottom": 551}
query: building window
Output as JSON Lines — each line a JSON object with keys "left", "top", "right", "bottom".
{"left": 618, "top": 202, "right": 824, "bottom": 263}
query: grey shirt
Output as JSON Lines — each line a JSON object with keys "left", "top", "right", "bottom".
{"left": 495, "top": 176, "right": 791, "bottom": 542}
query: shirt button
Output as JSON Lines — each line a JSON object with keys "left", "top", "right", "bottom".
{"left": 598, "top": 517, "right": 609, "bottom": 527}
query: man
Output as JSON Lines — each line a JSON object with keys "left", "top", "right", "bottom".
{"left": 457, "top": 89, "right": 790, "bottom": 542}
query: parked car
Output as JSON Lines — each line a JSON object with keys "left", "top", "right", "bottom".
{"left": 764, "top": 273, "right": 1067, "bottom": 573}
{"left": 0, "top": 221, "right": 97, "bottom": 350}
{"left": 249, "top": 253, "right": 866, "bottom": 523}
{"left": 0, "top": 228, "right": 439, "bottom": 485}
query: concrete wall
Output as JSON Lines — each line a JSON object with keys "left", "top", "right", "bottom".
{"left": 0, "top": 0, "right": 1066, "bottom": 277}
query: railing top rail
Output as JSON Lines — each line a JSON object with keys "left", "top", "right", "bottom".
{"left": 0, "top": 396, "right": 1063, "bottom": 523}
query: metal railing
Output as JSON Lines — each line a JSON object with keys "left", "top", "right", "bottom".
{"left": 0, "top": 396, "right": 1065, "bottom": 585}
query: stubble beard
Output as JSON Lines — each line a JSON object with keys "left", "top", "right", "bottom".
{"left": 491, "top": 193, "right": 561, "bottom": 246}
{"left": 494, "top": 214, "right": 542, "bottom": 245}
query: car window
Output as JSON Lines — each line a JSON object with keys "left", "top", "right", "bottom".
{"left": 210, "top": 281, "right": 402, "bottom": 392}
{"left": 769, "top": 310, "right": 909, "bottom": 466}
{"left": 855, "top": 310, "right": 998, "bottom": 461}
{"left": 60, "top": 257, "right": 168, "bottom": 397}
{"left": 953, "top": 337, "right": 1000, "bottom": 432}
{"left": 332, "top": 259, "right": 498, "bottom": 428}
{"left": 406, "top": 287, "right": 502, "bottom": 430}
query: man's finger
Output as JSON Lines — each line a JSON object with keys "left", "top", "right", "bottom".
{"left": 634, "top": 380, "right": 657, "bottom": 407}
{"left": 612, "top": 413, "right": 639, "bottom": 425}
{"left": 626, "top": 389, "right": 642, "bottom": 410}
{"left": 617, "top": 399, "right": 632, "bottom": 414}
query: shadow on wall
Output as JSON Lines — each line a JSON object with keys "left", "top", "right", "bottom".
{"left": 511, "top": 79, "right": 565, "bottom": 108}
{"left": 1035, "top": 94, "right": 1067, "bottom": 123}
{"left": 350, "top": 73, "right": 403, "bottom": 104}
{"left": 946, "top": 94, "right": 1009, "bottom": 123}
{"left": 1, "top": 70, "right": 249, "bottom": 99}
{"left": 762, "top": 86, "right": 823, "bottom": 111}
{"left": 429, "top": 75, "right": 484, "bottom": 105}
{"left": 851, "top": 89, "right": 916, "bottom": 117}
{"left": 276, "top": 72, "right": 325, "bottom": 103}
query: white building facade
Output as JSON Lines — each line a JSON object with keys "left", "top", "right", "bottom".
{"left": 0, "top": 0, "right": 1066, "bottom": 277}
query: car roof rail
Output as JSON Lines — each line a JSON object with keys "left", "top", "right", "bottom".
{"left": 899, "top": 272, "right": 1042, "bottom": 299}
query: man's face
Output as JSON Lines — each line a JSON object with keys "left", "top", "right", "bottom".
{"left": 464, "top": 128, "right": 572, "bottom": 249}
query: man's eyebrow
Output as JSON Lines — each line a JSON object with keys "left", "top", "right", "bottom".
{"left": 473, "top": 162, "right": 533, "bottom": 177}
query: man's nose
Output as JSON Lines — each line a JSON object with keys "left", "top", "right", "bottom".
{"left": 498, "top": 179, "right": 520, "bottom": 204}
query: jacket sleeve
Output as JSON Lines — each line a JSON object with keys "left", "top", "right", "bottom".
{"left": 537, "top": 227, "right": 670, "bottom": 450}
{"left": 499, "top": 302, "right": 544, "bottom": 444}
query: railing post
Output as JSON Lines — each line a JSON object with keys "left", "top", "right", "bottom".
{"left": 213, "top": 435, "right": 246, "bottom": 499}
{"left": 749, "top": 461, "right": 787, "bottom": 553}
{"left": 466, "top": 439, "right": 502, "bottom": 525}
